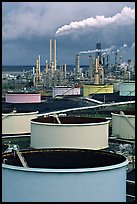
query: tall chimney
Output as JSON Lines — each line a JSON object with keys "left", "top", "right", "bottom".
{"left": 63, "top": 64, "right": 66, "bottom": 79}
{"left": 96, "top": 43, "right": 101, "bottom": 64}
{"left": 50, "top": 39, "right": 52, "bottom": 67}
{"left": 120, "top": 56, "right": 122, "bottom": 65}
{"left": 38, "top": 54, "right": 40, "bottom": 74}
{"left": 36, "top": 58, "right": 39, "bottom": 81}
{"left": 46, "top": 60, "right": 48, "bottom": 74}
{"left": 94, "top": 57, "right": 99, "bottom": 85}
{"left": 75, "top": 54, "right": 80, "bottom": 79}
{"left": 101, "top": 68, "right": 104, "bottom": 84}
{"left": 115, "top": 51, "right": 118, "bottom": 68}
{"left": 54, "top": 39, "right": 56, "bottom": 72}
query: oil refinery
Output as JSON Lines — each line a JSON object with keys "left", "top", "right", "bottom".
{"left": 2, "top": 39, "right": 135, "bottom": 94}
{"left": 2, "top": 39, "right": 135, "bottom": 202}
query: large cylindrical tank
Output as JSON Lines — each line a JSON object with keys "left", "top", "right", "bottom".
{"left": 111, "top": 110, "right": 135, "bottom": 140}
{"left": 119, "top": 82, "right": 135, "bottom": 96}
{"left": 2, "top": 148, "right": 128, "bottom": 202}
{"left": 30, "top": 116, "right": 110, "bottom": 150}
{"left": 2, "top": 110, "right": 38, "bottom": 135}
{"left": 52, "top": 86, "right": 80, "bottom": 98}
{"left": 83, "top": 84, "right": 113, "bottom": 97}
{"left": 5, "top": 92, "right": 41, "bottom": 103}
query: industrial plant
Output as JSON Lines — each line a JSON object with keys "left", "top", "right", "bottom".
{"left": 2, "top": 39, "right": 135, "bottom": 202}
{"left": 2, "top": 39, "right": 135, "bottom": 97}
{"left": 32, "top": 40, "right": 135, "bottom": 91}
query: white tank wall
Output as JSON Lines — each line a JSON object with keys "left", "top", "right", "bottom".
{"left": 30, "top": 121, "right": 109, "bottom": 150}
{"left": 2, "top": 112, "right": 38, "bottom": 135}
{"left": 120, "top": 82, "right": 135, "bottom": 96}
{"left": 2, "top": 160, "right": 128, "bottom": 202}
{"left": 53, "top": 87, "right": 80, "bottom": 98}
{"left": 111, "top": 113, "right": 135, "bottom": 140}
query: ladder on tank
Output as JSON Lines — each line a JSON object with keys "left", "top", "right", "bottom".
{"left": 4, "top": 143, "right": 29, "bottom": 168}
{"left": 16, "top": 149, "right": 29, "bottom": 168}
{"left": 13, "top": 144, "right": 29, "bottom": 168}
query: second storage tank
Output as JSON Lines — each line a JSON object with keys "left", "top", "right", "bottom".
{"left": 30, "top": 116, "right": 110, "bottom": 150}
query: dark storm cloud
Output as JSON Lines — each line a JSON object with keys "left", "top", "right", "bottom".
{"left": 2, "top": 2, "right": 135, "bottom": 65}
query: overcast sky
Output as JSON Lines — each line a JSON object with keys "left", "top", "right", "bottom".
{"left": 2, "top": 2, "right": 135, "bottom": 66}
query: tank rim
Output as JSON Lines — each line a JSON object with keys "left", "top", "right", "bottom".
{"left": 2, "top": 159, "right": 128, "bottom": 173}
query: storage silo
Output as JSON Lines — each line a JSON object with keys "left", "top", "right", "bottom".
{"left": 111, "top": 110, "right": 135, "bottom": 140}
{"left": 2, "top": 148, "right": 128, "bottom": 202}
{"left": 2, "top": 110, "right": 38, "bottom": 135}
{"left": 30, "top": 116, "right": 110, "bottom": 150}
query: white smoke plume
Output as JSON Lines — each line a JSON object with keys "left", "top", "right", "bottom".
{"left": 123, "top": 43, "right": 128, "bottom": 48}
{"left": 55, "top": 6, "right": 135, "bottom": 36}
{"left": 78, "top": 46, "right": 114, "bottom": 55}
{"left": 120, "top": 43, "right": 129, "bottom": 50}
{"left": 131, "top": 42, "right": 135, "bottom": 49}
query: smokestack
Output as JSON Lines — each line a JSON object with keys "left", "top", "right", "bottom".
{"left": 38, "top": 54, "right": 40, "bottom": 74}
{"left": 94, "top": 57, "right": 99, "bottom": 85}
{"left": 63, "top": 64, "right": 66, "bottom": 79}
{"left": 50, "top": 39, "right": 52, "bottom": 67}
{"left": 36, "top": 58, "right": 39, "bottom": 81}
{"left": 127, "top": 59, "right": 131, "bottom": 71}
{"left": 54, "top": 39, "right": 57, "bottom": 72}
{"left": 89, "top": 55, "right": 93, "bottom": 80}
{"left": 115, "top": 51, "right": 118, "bottom": 68}
{"left": 106, "top": 54, "right": 109, "bottom": 67}
{"left": 120, "top": 56, "right": 122, "bottom": 65}
{"left": 96, "top": 43, "right": 101, "bottom": 64}
{"left": 102, "top": 56, "right": 105, "bottom": 68}
{"left": 101, "top": 68, "right": 104, "bottom": 84}
{"left": 46, "top": 60, "right": 48, "bottom": 74}
{"left": 75, "top": 54, "right": 80, "bottom": 79}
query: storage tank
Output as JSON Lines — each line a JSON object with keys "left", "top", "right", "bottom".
{"left": 2, "top": 110, "right": 38, "bottom": 135}
{"left": 30, "top": 116, "right": 110, "bottom": 150}
{"left": 119, "top": 82, "right": 135, "bottom": 96}
{"left": 5, "top": 92, "right": 41, "bottom": 103}
{"left": 53, "top": 86, "right": 80, "bottom": 98}
{"left": 111, "top": 110, "right": 135, "bottom": 140}
{"left": 83, "top": 84, "right": 113, "bottom": 97}
{"left": 2, "top": 148, "right": 128, "bottom": 202}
